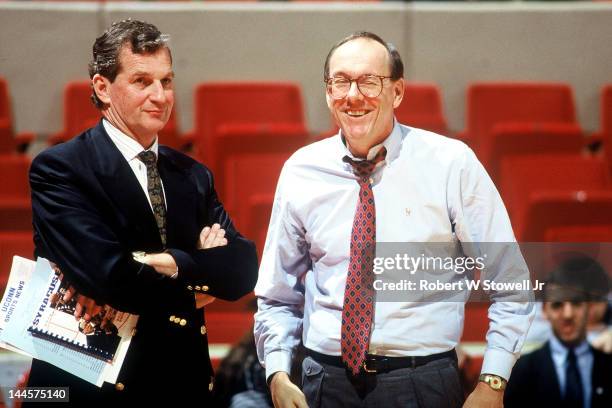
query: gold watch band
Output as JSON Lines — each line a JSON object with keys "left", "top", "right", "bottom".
{"left": 479, "top": 373, "right": 507, "bottom": 391}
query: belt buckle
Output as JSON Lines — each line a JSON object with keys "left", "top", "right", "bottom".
{"left": 362, "top": 356, "right": 377, "bottom": 373}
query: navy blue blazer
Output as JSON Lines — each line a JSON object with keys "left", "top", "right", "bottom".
{"left": 26, "top": 121, "right": 258, "bottom": 405}
{"left": 505, "top": 341, "right": 612, "bottom": 408}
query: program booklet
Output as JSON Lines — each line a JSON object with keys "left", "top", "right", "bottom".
{"left": 0, "top": 256, "right": 138, "bottom": 386}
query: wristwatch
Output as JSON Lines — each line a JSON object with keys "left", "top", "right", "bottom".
{"left": 479, "top": 373, "right": 507, "bottom": 391}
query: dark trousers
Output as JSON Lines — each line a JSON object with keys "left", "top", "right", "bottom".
{"left": 302, "top": 355, "right": 464, "bottom": 408}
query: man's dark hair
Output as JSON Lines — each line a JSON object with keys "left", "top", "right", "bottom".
{"left": 544, "top": 255, "right": 610, "bottom": 302}
{"left": 88, "top": 19, "right": 171, "bottom": 108}
{"left": 323, "top": 31, "right": 404, "bottom": 81}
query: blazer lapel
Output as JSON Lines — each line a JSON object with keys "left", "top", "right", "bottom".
{"left": 88, "top": 121, "right": 163, "bottom": 249}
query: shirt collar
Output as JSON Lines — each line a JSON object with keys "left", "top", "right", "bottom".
{"left": 103, "top": 118, "right": 159, "bottom": 162}
{"left": 338, "top": 118, "right": 402, "bottom": 163}
{"left": 549, "top": 335, "right": 591, "bottom": 359}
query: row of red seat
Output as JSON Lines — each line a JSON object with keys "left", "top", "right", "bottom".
{"left": 3, "top": 77, "right": 612, "bottom": 167}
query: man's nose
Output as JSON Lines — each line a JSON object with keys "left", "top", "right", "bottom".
{"left": 561, "top": 302, "right": 575, "bottom": 318}
{"left": 149, "top": 80, "right": 166, "bottom": 103}
{"left": 346, "top": 80, "right": 362, "bottom": 101}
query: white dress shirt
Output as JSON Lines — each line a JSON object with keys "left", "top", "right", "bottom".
{"left": 103, "top": 119, "right": 165, "bottom": 211}
{"left": 549, "top": 336, "right": 593, "bottom": 407}
{"left": 254, "top": 121, "right": 535, "bottom": 380}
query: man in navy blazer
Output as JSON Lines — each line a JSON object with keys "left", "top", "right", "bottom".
{"left": 25, "top": 19, "right": 258, "bottom": 405}
{"left": 505, "top": 258, "right": 612, "bottom": 408}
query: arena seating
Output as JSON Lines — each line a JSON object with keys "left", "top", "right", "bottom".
{"left": 186, "top": 81, "right": 306, "bottom": 174}
{"left": 457, "top": 82, "right": 579, "bottom": 157}
{"left": 396, "top": 82, "right": 449, "bottom": 136}
{"left": 0, "top": 77, "right": 34, "bottom": 154}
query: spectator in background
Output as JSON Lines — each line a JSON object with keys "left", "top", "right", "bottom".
{"left": 525, "top": 256, "right": 612, "bottom": 353}
{"left": 505, "top": 257, "right": 612, "bottom": 408}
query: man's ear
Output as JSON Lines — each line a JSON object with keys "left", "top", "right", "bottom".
{"left": 92, "top": 74, "right": 111, "bottom": 105}
{"left": 392, "top": 78, "right": 405, "bottom": 109}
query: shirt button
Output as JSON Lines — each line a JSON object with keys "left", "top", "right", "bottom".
{"left": 115, "top": 382, "right": 125, "bottom": 391}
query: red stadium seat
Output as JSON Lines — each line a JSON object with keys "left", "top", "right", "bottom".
{"left": 186, "top": 82, "right": 306, "bottom": 172}
{"left": 48, "top": 80, "right": 187, "bottom": 150}
{"left": 591, "top": 84, "right": 612, "bottom": 144}
{"left": 481, "top": 123, "right": 584, "bottom": 182}
{"left": 213, "top": 123, "right": 308, "bottom": 226}
{"left": 396, "top": 82, "right": 449, "bottom": 136}
{"left": 498, "top": 155, "right": 611, "bottom": 230}
{"left": 457, "top": 82, "right": 578, "bottom": 155}
{"left": 0, "top": 155, "right": 32, "bottom": 231}
{"left": 0, "top": 232, "right": 34, "bottom": 291}
{"left": 205, "top": 124, "right": 307, "bottom": 313}
{"left": 0, "top": 77, "right": 34, "bottom": 154}
{"left": 593, "top": 85, "right": 612, "bottom": 173}
{"left": 48, "top": 80, "right": 100, "bottom": 145}
{"left": 517, "top": 191, "right": 612, "bottom": 241}
{"left": 244, "top": 193, "right": 274, "bottom": 260}
{"left": 462, "top": 303, "right": 490, "bottom": 342}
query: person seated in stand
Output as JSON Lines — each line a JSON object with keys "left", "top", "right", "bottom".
{"left": 505, "top": 257, "right": 612, "bottom": 407}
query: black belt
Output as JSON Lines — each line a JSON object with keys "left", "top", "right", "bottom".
{"left": 305, "top": 348, "right": 456, "bottom": 374}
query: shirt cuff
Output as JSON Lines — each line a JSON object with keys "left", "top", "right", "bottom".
{"left": 264, "top": 349, "right": 293, "bottom": 381}
{"left": 480, "top": 347, "right": 517, "bottom": 380}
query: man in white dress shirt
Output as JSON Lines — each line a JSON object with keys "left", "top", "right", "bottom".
{"left": 254, "top": 32, "right": 534, "bottom": 408}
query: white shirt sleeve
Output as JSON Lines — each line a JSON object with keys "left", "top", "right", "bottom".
{"left": 451, "top": 146, "right": 535, "bottom": 380}
{"left": 254, "top": 163, "right": 310, "bottom": 380}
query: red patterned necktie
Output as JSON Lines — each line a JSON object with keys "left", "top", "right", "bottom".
{"left": 138, "top": 150, "right": 167, "bottom": 247}
{"left": 341, "top": 146, "right": 387, "bottom": 375}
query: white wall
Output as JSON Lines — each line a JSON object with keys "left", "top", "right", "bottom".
{"left": 1, "top": 2, "right": 610, "bottom": 137}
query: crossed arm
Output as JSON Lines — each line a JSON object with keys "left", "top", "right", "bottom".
{"left": 61, "top": 223, "right": 228, "bottom": 322}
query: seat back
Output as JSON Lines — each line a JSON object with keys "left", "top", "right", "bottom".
{"left": 0, "top": 154, "right": 31, "bottom": 199}
{"left": 63, "top": 81, "right": 101, "bottom": 137}
{"left": 601, "top": 84, "right": 612, "bottom": 136}
{"left": 215, "top": 123, "right": 308, "bottom": 228}
{"left": 499, "top": 154, "right": 611, "bottom": 226}
{"left": 482, "top": 123, "right": 583, "bottom": 182}
{"left": 395, "top": 82, "right": 448, "bottom": 135}
{"left": 0, "top": 76, "right": 16, "bottom": 153}
{"left": 0, "top": 232, "right": 34, "bottom": 291}
{"left": 517, "top": 191, "right": 612, "bottom": 241}
{"left": 192, "top": 82, "right": 306, "bottom": 170}
{"left": 463, "top": 82, "right": 577, "bottom": 151}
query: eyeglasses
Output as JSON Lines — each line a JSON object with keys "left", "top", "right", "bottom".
{"left": 325, "top": 74, "right": 392, "bottom": 99}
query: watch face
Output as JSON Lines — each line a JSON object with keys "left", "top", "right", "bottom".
{"left": 490, "top": 376, "right": 502, "bottom": 390}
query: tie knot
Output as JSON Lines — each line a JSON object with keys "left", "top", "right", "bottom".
{"left": 138, "top": 150, "right": 157, "bottom": 167}
{"left": 343, "top": 146, "right": 387, "bottom": 180}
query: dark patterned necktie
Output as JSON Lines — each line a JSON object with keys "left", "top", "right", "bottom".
{"left": 341, "top": 146, "right": 387, "bottom": 375}
{"left": 138, "top": 150, "right": 167, "bottom": 247}
{"left": 564, "top": 347, "right": 584, "bottom": 408}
